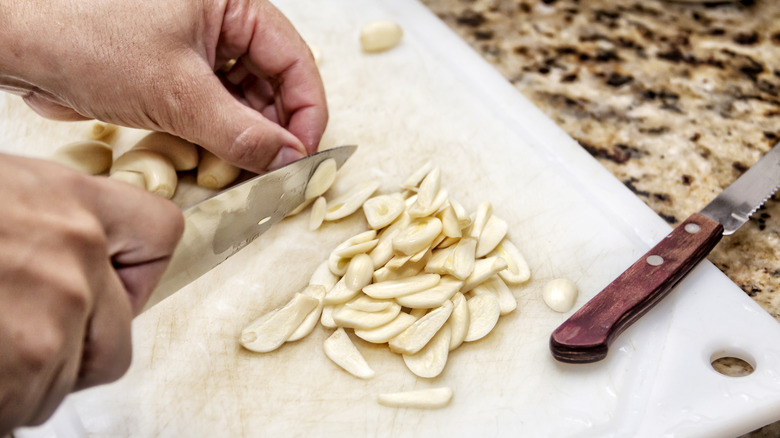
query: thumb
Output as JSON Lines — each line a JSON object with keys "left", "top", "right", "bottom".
{"left": 164, "top": 65, "right": 308, "bottom": 174}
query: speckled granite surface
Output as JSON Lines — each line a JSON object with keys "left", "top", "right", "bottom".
{"left": 418, "top": 0, "right": 780, "bottom": 435}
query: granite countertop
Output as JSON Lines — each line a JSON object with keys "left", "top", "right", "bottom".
{"left": 418, "top": 0, "right": 779, "bottom": 435}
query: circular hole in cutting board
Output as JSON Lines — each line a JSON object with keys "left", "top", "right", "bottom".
{"left": 710, "top": 349, "right": 755, "bottom": 377}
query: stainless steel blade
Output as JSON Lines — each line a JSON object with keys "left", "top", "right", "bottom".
{"left": 146, "top": 145, "right": 357, "bottom": 308}
{"left": 700, "top": 141, "right": 780, "bottom": 234}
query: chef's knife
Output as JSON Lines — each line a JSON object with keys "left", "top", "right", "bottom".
{"left": 550, "top": 141, "right": 780, "bottom": 363}
{"left": 145, "top": 145, "right": 357, "bottom": 309}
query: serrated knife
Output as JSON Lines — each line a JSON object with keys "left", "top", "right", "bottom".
{"left": 551, "top": 141, "right": 780, "bottom": 364}
{"left": 144, "top": 145, "right": 357, "bottom": 309}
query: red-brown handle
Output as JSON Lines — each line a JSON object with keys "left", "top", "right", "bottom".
{"left": 550, "top": 213, "right": 724, "bottom": 364}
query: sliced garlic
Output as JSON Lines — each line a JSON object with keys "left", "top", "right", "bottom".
{"left": 320, "top": 304, "right": 338, "bottom": 328}
{"left": 395, "top": 276, "right": 462, "bottom": 309}
{"left": 309, "top": 260, "right": 339, "bottom": 291}
{"left": 403, "top": 324, "right": 451, "bottom": 378}
{"left": 363, "top": 193, "right": 405, "bottom": 229}
{"left": 490, "top": 240, "right": 531, "bottom": 284}
{"left": 333, "top": 301, "right": 401, "bottom": 329}
{"left": 377, "top": 387, "right": 453, "bottom": 409}
{"left": 448, "top": 237, "right": 477, "bottom": 280}
{"left": 323, "top": 328, "right": 375, "bottom": 379}
{"left": 363, "top": 273, "right": 441, "bottom": 299}
{"left": 392, "top": 217, "right": 443, "bottom": 256}
{"left": 542, "top": 278, "right": 578, "bottom": 313}
{"left": 402, "top": 161, "right": 433, "bottom": 190}
{"left": 345, "top": 295, "right": 394, "bottom": 313}
{"left": 385, "top": 253, "right": 412, "bottom": 270}
{"left": 354, "top": 312, "right": 418, "bottom": 344}
{"left": 132, "top": 131, "right": 199, "bottom": 171}
{"left": 197, "top": 149, "right": 241, "bottom": 190}
{"left": 468, "top": 202, "right": 492, "bottom": 239}
{"left": 324, "top": 180, "right": 380, "bottom": 221}
{"left": 360, "top": 20, "right": 404, "bottom": 53}
{"left": 308, "top": 196, "right": 327, "bottom": 231}
{"left": 438, "top": 205, "right": 462, "bottom": 238}
{"left": 304, "top": 158, "right": 337, "bottom": 200}
{"left": 287, "top": 285, "right": 327, "bottom": 342}
{"left": 424, "top": 246, "right": 455, "bottom": 276}
{"left": 447, "top": 293, "right": 470, "bottom": 351}
{"left": 464, "top": 293, "right": 501, "bottom": 343}
{"left": 369, "top": 212, "right": 410, "bottom": 268}
{"left": 471, "top": 275, "right": 516, "bottom": 315}
{"left": 389, "top": 300, "right": 453, "bottom": 355}
{"left": 415, "top": 166, "right": 440, "bottom": 210}
{"left": 408, "top": 188, "right": 448, "bottom": 218}
{"left": 329, "top": 230, "right": 378, "bottom": 275}
{"left": 343, "top": 253, "right": 374, "bottom": 292}
{"left": 240, "top": 293, "right": 320, "bottom": 353}
{"left": 110, "top": 149, "right": 177, "bottom": 199}
{"left": 475, "top": 215, "right": 508, "bottom": 258}
{"left": 460, "top": 256, "right": 508, "bottom": 293}
{"left": 52, "top": 140, "right": 113, "bottom": 175}
{"left": 323, "top": 278, "right": 361, "bottom": 305}
{"left": 287, "top": 197, "right": 314, "bottom": 217}
{"left": 449, "top": 198, "right": 471, "bottom": 230}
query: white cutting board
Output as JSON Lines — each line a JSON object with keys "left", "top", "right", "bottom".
{"left": 8, "top": 0, "right": 780, "bottom": 437}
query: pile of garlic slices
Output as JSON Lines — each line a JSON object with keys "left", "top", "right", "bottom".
{"left": 240, "top": 160, "right": 532, "bottom": 409}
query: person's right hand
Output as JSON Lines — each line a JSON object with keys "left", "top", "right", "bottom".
{"left": 0, "top": 154, "right": 183, "bottom": 434}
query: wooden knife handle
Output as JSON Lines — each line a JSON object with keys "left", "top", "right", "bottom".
{"left": 550, "top": 213, "right": 724, "bottom": 364}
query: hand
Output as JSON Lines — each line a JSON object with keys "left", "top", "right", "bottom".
{"left": 0, "top": 0, "right": 328, "bottom": 174}
{"left": 0, "top": 154, "right": 183, "bottom": 434}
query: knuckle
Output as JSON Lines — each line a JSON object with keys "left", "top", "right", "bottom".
{"left": 16, "top": 322, "right": 67, "bottom": 372}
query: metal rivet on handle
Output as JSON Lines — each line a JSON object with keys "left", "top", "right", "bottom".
{"left": 647, "top": 255, "right": 664, "bottom": 266}
{"left": 684, "top": 223, "right": 701, "bottom": 234}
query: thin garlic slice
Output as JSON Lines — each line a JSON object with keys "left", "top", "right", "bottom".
{"left": 403, "top": 324, "right": 451, "bottom": 378}
{"left": 333, "top": 301, "right": 401, "bottom": 329}
{"left": 448, "top": 237, "right": 477, "bottom": 280}
{"left": 328, "top": 230, "right": 378, "bottom": 275}
{"left": 475, "top": 215, "right": 508, "bottom": 258}
{"left": 425, "top": 246, "right": 455, "bottom": 276}
{"left": 323, "top": 278, "right": 360, "bottom": 305}
{"left": 449, "top": 198, "right": 471, "bottom": 230}
{"left": 304, "top": 158, "right": 337, "bottom": 200}
{"left": 369, "top": 212, "right": 410, "bottom": 268}
{"left": 460, "top": 256, "right": 508, "bottom": 293}
{"left": 389, "top": 300, "right": 453, "bottom": 355}
{"left": 490, "top": 240, "right": 531, "bottom": 284}
{"left": 395, "top": 276, "right": 463, "bottom": 309}
{"left": 343, "top": 253, "right": 374, "bottom": 291}
{"left": 363, "top": 273, "right": 441, "bottom": 299}
{"left": 471, "top": 275, "right": 516, "bottom": 315}
{"left": 323, "top": 328, "right": 375, "bottom": 379}
{"left": 363, "top": 193, "right": 405, "bottom": 229}
{"left": 309, "top": 260, "right": 339, "bottom": 291}
{"left": 464, "top": 293, "right": 501, "bottom": 342}
{"left": 320, "top": 304, "right": 338, "bottom": 328}
{"left": 447, "top": 293, "right": 470, "bottom": 351}
{"left": 354, "top": 312, "right": 418, "bottom": 344}
{"left": 287, "top": 285, "right": 327, "bottom": 342}
{"left": 438, "top": 205, "right": 462, "bottom": 238}
{"left": 408, "top": 188, "right": 448, "bottom": 218}
{"left": 308, "top": 196, "right": 327, "bottom": 231}
{"left": 415, "top": 166, "right": 440, "bottom": 210}
{"left": 377, "top": 387, "right": 454, "bottom": 409}
{"left": 240, "top": 293, "right": 320, "bottom": 353}
{"left": 132, "top": 132, "right": 199, "bottom": 171}
{"left": 468, "top": 202, "right": 492, "bottom": 239}
{"left": 52, "top": 140, "right": 113, "bottom": 175}
{"left": 345, "top": 295, "right": 394, "bottom": 313}
{"left": 542, "top": 278, "right": 578, "bottom": 313}
{"left": 324, "top": 180, "right": 380, "bottom": 221}
{"left": 392, "top": 217, "right": 443, "bottom": 256}
{"left": 111, "top": 149, "right": 177, "bottom": 199}
{"left": 402, "top": 161, "right": 433, "bottom": 190}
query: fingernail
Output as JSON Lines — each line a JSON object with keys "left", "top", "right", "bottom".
{"left": 268, "top": 146, "right": 305, "bottom": 170}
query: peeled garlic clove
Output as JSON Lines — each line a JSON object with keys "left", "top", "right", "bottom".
{"left": 240, "top": 293, "right": 320, "bottom": 353}
{"left": 363, "top": 192, "right": 405, "bottom": 229}
{"left": 363, "top": 273, "right": 440, "bottom": 299}
{"left": 475, "top": 215, "right": 508, "bottom": 258}
{"left": 329, "top": 230, "right": 378, "bottom": 275}
{"left": 324, "top": 180, "right": 380, "bottom": 221}
{"left": 197, "top": 149, "right": 241, "bottom": 190}
{"left": 460, "top": 256, "right": 508, "bottom": 293}
{"left": 395, "top": 276, "right": 463, "bottom": 309}
{"left": 438, "top": 205, "right": 462, "bottom": 238}
{"left": 490, "top": 240, "right": 531, "bottom": 284}
{"left": 468, "top": 202, "right": 493, "bottom": 239}
{"left": 345, "top": 295, "right": 393, "bottom": 313}
{"left": 111, "top": 149, "right": 177, "bottom": 199}
{"left": 132, "top": 131, "right": 199, "bottom": 171}
{"left": 448, "top": 237, "right": 477, "bottom": 280}
{"left": 464, "top": 293, "right": 501, "bottom": 342}
{"left": 309, "top": 260, "right": 339, "bottom": 291}
{"left": 360, "top": 20, "right": 404, "bottom": 53}
{"left": 385, "top": 253, "right": 412, "bottom": 270}
{"left": 324, "top": 278, "right": 360, "bottom": 305}
{"left": 447, "top": 293, "right": 470, "bottom": 351}
{"left": 449, "top": 198, "right": 471, "bottom": 230}
{"left": 109, "top": 170, "right": 146, "bottom": 189}
{"left": 377, "top": 387, "right": 453, "bottom": 409}
{"left": 408, "top": 188, "right": 448, "bottom": 218}
{"left": 542, "top": 278, "right": 578, "bottom": 313}
{"left": 333, "top": 301, "right": 401, "bottom": 329}
{"left": 437, "top": 236, "right": 460, "bottom": 249}
{"left": 287, "top": 285, "right": 327, "bottom": 342}
{"left": 323, "top": 328, "right": 375, "bottom": 379}
{"left": 305, "top": 196, "right": 326, "bottom": 231}
{"left": 389, "top": 300, "right": 453, "bottom": 355}
{"left": 286, "top": 197, "right": 314, "bottom": 217}
{"left": 402, "top": 161, "right": 433, "bottom": 190}
{"left": 344, "top": 253, "right": 374, "bottom": 291}
{"left": 354, "top": 312, "right": 418, "bottom": 344}
{"left": 392, "top": 217, "right": 442, "bottom": 256}
{"left": 415, "top": 166, "right": 440, "bottom": 209}
{"left": 403, "top": 324, "right": 451, "bottom": 378}
{"left": 424, "top": 246, "right": 455, "bottom": 276}
{"left": 320, "top": 304, "right": 338, "bottom": 328}
{"left": 471, "top": 275, "right": 517, "bottom": 315}
{"left": 305, "top": 158, "right": 337, "bottom": 200}
{"left": 52, "top": 140, "right": 113, "bottom": 175}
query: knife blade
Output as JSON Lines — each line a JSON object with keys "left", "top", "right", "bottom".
{"left": 550, "top": 141, "right": 780, "bottom": 364}
{"left": 145, "top": 145, "right": 357, "bottom": 309}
